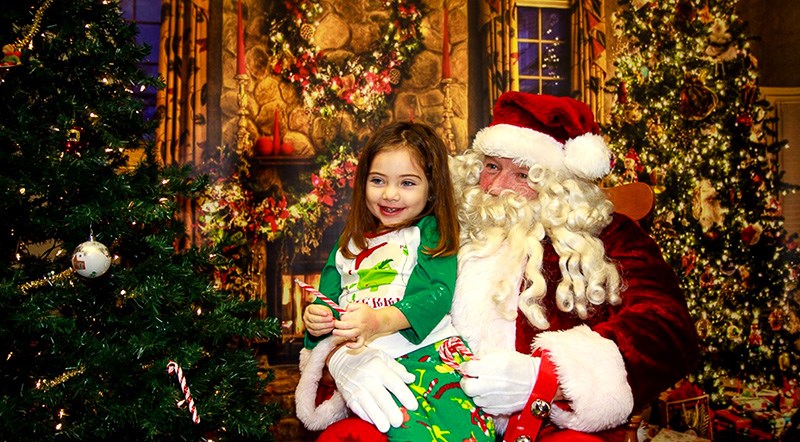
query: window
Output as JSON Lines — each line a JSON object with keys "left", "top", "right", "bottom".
{"left": 516, "top": 1, "right": 571, "bottom": 96}
{"left": 120, "top": 0, "right": 161, "bottom": 122}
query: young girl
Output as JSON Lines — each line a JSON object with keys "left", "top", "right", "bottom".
{"left": 300, "top": 121, "right": 494, "bottom": 441}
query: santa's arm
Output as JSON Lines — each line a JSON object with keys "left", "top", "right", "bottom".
{"left": 533, "top": 215, "right": 700, "bottom": 432}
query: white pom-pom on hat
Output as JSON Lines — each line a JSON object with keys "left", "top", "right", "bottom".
{"left": 564, "top": 133, "right": 612, "bottom": 179}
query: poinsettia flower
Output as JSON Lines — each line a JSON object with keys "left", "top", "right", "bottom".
{"left": 310, "top": 173, "right": 335, "bottom": 206}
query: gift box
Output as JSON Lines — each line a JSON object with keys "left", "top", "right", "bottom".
{"left": 751, "top": 409, "right": 795, "bottom": 438}
{"left": 732, "top": 394, "right": 774, "bottom": 412}
{"left": 715, "top": 408, "right": 752, "bottom": 430}
{"left": 658, "top": 381, "right": 713, "bottom": 439}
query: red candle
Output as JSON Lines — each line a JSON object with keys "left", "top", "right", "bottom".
{"left": 441, "top": 4, "right": 451, "bottom": 79}
{"left": 272, "top": 108, "right": 281, "bottom": 151}
{"left": 237, "top": 0, "right": 247, "bottom": 75}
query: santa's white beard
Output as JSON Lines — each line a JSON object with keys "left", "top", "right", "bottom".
{"left": 456, "top": 184, "right": 552, "bottom": 330}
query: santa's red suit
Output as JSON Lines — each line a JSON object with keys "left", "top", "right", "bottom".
{"left": 294, "top": 92, "right": 700, "bottom": 441}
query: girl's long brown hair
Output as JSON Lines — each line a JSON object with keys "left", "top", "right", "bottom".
{"left": 339, "top": 121, "right": 459, "bottom": 259}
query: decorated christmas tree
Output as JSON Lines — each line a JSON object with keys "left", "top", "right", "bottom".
{"left": 604, "top": 0, "right": 800, "bottom": 405}
{"left": 0, "top": 1, "right": 281, "bottom": 439}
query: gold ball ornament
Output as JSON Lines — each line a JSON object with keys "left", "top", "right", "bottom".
{"left": 726, "top": 324, "right": 742, "bottom": 343}
{"left": 71, "top": 240, "right": 112, "bottom": 278}
{"left": 299, "top": 23, "right": 315, "bottom": 41}
{"left": 623, "top": 102, "right": 642, "bottom": 123}
{"left": 388, "top": 68, "right": 401, "bottom": 85}
{"left": 695, "top": 317, "right": 711, "bottom": 340}
{"left": 647, "top": 118, "right": 664, "bottom": 143}
{"left": 779, "top": 352, "right": 791, "bottom": 371}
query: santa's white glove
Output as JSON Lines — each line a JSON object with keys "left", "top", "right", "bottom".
{"left": 327, "top": 345, "right": 418, "bottom": 432}
{"left": 460, "top": 350, "right": 541, "bottom": 415}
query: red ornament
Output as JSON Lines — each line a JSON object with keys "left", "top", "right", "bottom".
{"left": 740, "top": 224, "right": 762, "bottom": 246}
{"left": 255, "top": 136, "right": 274, "bottom": 156}
{"left": 618, "top": 81, "right": 628, "bottom": 104}
{"left": 735, "top": 111, "right": 753, "bottom": 128}
{"left": 65, "top": 126, "right": 85, "bottom": 154}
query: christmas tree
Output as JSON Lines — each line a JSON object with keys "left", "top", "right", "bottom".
{"left": 0, "top": 1, "right": 281, "bottom": 440}
{"left": 604, "top": 0, "right": 800, "bottom": 404}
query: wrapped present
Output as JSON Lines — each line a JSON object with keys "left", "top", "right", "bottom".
{"left": 715, "top": 408, "right": 752, "bottom": 430}
{"left": 732, "top": 394, "right": 773, "bottom": 412}
{"left": 751, "top": 409, "right": 795, "bottom": 438}
{"left": 658, "top": 381, "right": 713, "bottom": 439}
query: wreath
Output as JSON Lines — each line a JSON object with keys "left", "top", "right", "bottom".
{"left": 268, "top": 0, "right": 425, "bottom": 125}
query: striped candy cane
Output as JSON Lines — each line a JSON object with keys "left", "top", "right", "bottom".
{"left": 294, "top": 279, "right": 345, "bottom": 314}
{"left": 166, "top": 360, "right": 200, "bottom": 424}
{"left": 438, "top": 336, "right": 477, "bottom": 375}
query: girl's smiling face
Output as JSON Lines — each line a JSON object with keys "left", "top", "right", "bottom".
{"left": 365, "top": 147, "right": 430, "bottom": 228}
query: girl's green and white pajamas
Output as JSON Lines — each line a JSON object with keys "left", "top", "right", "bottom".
{"left": 304, "top": 216, "right": 494, "bottom": 441}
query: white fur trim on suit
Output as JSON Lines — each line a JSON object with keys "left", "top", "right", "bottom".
{"left": 294, "top": 338, "right": 349, "bottom": 430}
{"left": 533, "top": 325, "right": 634, "bottom": 432}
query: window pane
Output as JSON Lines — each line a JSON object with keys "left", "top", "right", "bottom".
{"left": 541, "top": 41, "right": 568, "bottom": 77}
{"left": 517, "top": 8, "right": 539, "bottom": 40}
{"left": 516, "top": 5, "right": 571, "bottom": 96}
{"left": 137, "top": 0, "right": 162, "bottom": 22}
{"left": 542, "top": 79, "right": 570, "bottom": 96}
{"left": 541, "top": 9, "right": 568, "bottom": 39}
{"left": 138, "top": 23, "right": 160, "bottom": 63}
{"left": 520, "top": 79, "right": 540, "bottom": 94}
{"left": 518, "top": 42, "right": 540, "bottom": 76}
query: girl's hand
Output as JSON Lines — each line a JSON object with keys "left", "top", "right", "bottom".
{"left": 333, "top": 302, "right": 379, "bottom": 349}
{"left": 303, "top": 304, "right": 335, "bottom": 336}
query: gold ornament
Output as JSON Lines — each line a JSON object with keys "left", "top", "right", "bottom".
{"left": 696, "top": 317, "right": 711, "bottom": 340}
{"left": 299, "top": 23, "right": 315, "bottom": 41}
{"left": 388, "top": 68, "right": 401, "bottom": 85}
{"left": 779, "top": 353, "right": 791, "bottom": 371}
{"left": 647, "top": 118, "right": 664, "bottom": 143}
{"left": 726, "top": 324, "right": 742, "bottom": 343}
{"left": 623, "top": 102, "right": 642, "bottom": 123}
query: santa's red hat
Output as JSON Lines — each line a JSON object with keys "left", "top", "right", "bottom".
{"left": 472, "top": 92, "right": 611, "bottom": 179}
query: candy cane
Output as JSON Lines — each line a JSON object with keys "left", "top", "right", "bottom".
{"left": 166, "top": 361, "right": 200, "bottom": 424}
{"left": 294, "top": 279, "right": 345, "bottom": 314}
{"left": 423, "top": 377, "right": 438, "bottom": 398}
{"left": 438, "top": 336, "right": 477, "bottom": 375}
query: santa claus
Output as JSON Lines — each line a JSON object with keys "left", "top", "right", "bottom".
{"left": 294, "top": 92, "right": 700, "bottom": 441}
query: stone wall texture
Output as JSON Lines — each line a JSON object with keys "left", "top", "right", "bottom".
{"left": 222, "top": 0, "right": 469, "bottom": 157}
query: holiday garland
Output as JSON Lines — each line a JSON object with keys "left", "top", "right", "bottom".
{"left": 198, "top": 139, "right": 357, "bottom": 274}
{"left": 268, "top": 0, "right": 425, "bottom": 125}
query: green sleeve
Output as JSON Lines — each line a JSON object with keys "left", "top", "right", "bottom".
{"left": 303, "top": 239, "right": 343, "bottom": 350}
{"left": 393, "top": 216, "right": 456, "bottom": 344}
